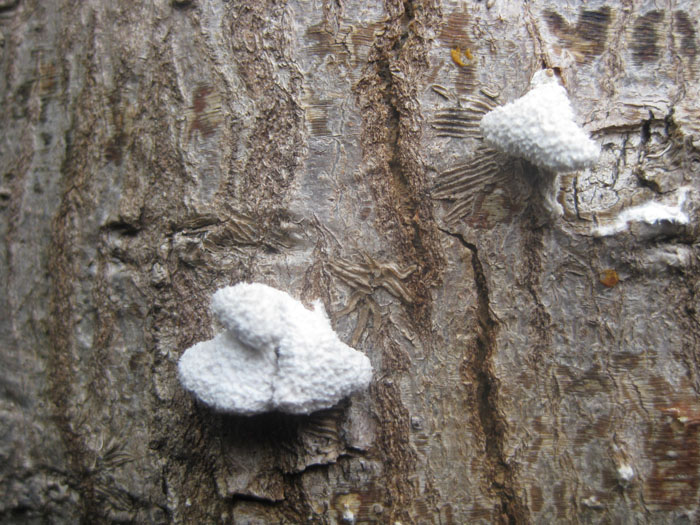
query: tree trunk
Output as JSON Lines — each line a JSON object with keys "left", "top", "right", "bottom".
{"left": 2, "top": 0, "right": 700, "bottom": 523}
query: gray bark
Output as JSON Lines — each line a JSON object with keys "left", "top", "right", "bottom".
{"left": 1, "top": 0, "right": 700, "bottom": 523}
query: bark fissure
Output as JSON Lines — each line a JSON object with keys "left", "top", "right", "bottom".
{"left": 523, "top": 2, "right": 548, "bottom": 67}
{"left": 47, "top": 23, "right": 106, "bottom": 520}
{"left": 440, "top": 228, "right": 528, "bottom": 525}
{"left": 49, "top": 152, "right": 101, "bottom": 524}
{"left": 349, "top": 1, "right": 448, "bottom": 520}
{"left": 355, "top": 0, "right": 444, "bottom": 327}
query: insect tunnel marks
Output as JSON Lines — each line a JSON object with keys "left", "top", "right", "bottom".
{"left": 431, "top": 88, "right": 523, "bottom": 228}
{"left": 431, "top": 95, "right": 497, "bottom": 138}
{"left": 353, "top": 0, "right": 443, "bottom": 331}
{"left": 432, "top": 147, "right": 515, "bottom": 227}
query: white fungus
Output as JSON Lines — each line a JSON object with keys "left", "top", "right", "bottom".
{"left": 595, "top": 189, "right": 690, "bottom": 236}
{"left": 479, "top": 70, "right": 599, "bottom": 173}
{"left": 178, "top": 283, "right": 373, "bottom": 415}
{"left": 616, "top": 463, "right": 635, "bottom": 486}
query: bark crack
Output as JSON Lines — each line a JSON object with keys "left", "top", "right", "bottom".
{"left": 354, "top": 0, "right": 444, "bottom": 328}
{"left": 440, "top": 228, "right": 528, "bottom": 525}
{"left": 523, "top": 2, "right": 549, "bottom": 68}
{"left": 573, "top": 176, "right": 582, "bottom": 220}
{"left": 351, "top": 1, "right": 445, "bottom": 520}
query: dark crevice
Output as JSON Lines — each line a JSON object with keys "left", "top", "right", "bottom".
{"left": 102, "top": 219, "right": 141, "bottom": 236}
{"left": 636, "top": 113, "right": 665, "bottom": 194}
{"left": 573, "top": 176, "right": 582, "bottom": 220}
{"left": 230, "top": 492, "right": 284, "bottom": 506}
{"left": 354, "top": 0, "right": 443, "bottom": 321}
{"left": 371, "top": 1, "right": 442, "bottom": 329}
{"left": 440, "top": 228, "right": 528, "bottom": 525}
{"left": 402, "top": 0, "right": 415, "bottom": 20}
{"left": 636, "top": 173, "right": 662, "bottom": 194}
{"left": 640, "top": 114, "right": 652, "bottom": 145}
{"left": 0, "top": 0, "right": 19, "bottom": 12}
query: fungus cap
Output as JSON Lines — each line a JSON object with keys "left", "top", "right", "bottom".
{"left": 178, "top": 283, "right": 373, "bottom": 415}
{"left": 479, "top": 70, "right": 599, "bottom": 172}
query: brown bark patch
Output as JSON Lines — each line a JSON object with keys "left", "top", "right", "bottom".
{"left": 646, "top": 405, "right": 700, "bottom": 509}
{"left": 187, "top": 85, "right": 222, "bottom": 141}
{"left": 544, "top": 7, "right": 612, "bottom": 63}
{"left": 438, "top": 6, "right": 475, "bottom": 93}
{"left": 630, "top": 11, "right": 665, "bottom": 65}
{"left": 674, "top": 11, "right": 697, "bottom": 61}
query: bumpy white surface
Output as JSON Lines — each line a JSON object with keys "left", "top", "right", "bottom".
{"left": 595, "top": 189, "right": 689, "bottom": 236}
{"left": 479, "top": 70, "right": 599, "bottom": 172}
{"left": 178, "top": 283, "right": 373, "bottom": 415}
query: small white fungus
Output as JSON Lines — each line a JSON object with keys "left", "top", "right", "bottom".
{"left": 178, "top": 283, "right": 373, "bottom": 415}
{"left": 479, "top": 70, "right": 599, "bottom": 173}
{"left": 595, "top": 189, "right": 689, "bottom": 236}
{"left": 617, "top": 463, "right": 634, "bottom": 485}
{"left": 581, "top": 496, "right": 604, "bottom": 509}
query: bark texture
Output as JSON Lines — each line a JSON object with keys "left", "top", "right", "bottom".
{"left": 1, "top": 0, "right": 700, "bottom": 523}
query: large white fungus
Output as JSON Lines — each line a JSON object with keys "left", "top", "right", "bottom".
{"left": 480, "top": 70, "right": 599, "bottom": 173}
{"left": 178, "top": 283, "right": 373, "bottom": 415}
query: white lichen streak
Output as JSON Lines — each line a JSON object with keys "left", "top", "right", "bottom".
{"left": 595, "top": 188, "right": 690, "bottom": 236}
{"left": 178, "top": 283, "right": 373, "bottom": 415}
{"left": 479, "top": 69, "right": 599, "bottom": 173}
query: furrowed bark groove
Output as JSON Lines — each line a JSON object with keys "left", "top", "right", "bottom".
{"left": 441, "top": 228, "right": 528, "bottom": 524}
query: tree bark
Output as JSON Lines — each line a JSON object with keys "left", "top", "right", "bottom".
{"left": 2, "top": 0, "right": 700, "bottom": 523}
